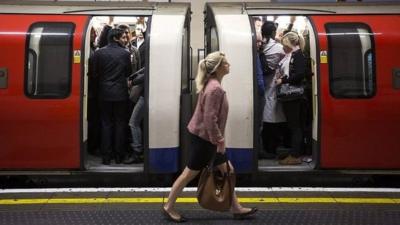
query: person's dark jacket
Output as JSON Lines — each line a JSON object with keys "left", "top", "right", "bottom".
{"left": 256, "top": 54, "right": 265, "bottom": 96}
{"left": 93, "top": 42, "right": 132, "bottom": 101}
{"left": 130, "top": 68, "right": 145, "bottom": 97}
{"left": 282, "top": 49, "right": 306, "bottom": 85}
{"left": 132, "top": 39, "right": 146, "bottom": 69}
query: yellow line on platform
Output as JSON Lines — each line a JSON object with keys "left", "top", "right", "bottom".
{"left": 0, "top": 197, "right": 400, "bottom": 205}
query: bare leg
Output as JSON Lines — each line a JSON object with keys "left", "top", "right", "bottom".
{"left": 163, "top": 167, "right": 200, "bottom": 219}
{"left": 216, "top": 161, "right": 252, "bottom": 214}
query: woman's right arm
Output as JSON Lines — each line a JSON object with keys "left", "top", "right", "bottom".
{"left": 203, "top": 88, "right": 225, "bottom": 145}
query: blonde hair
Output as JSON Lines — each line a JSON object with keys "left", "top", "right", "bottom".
{"left": 195, "top": 51, "right": 225, "bottom": 93}
{"left": 281, "top": 31, "right": 305, "bottom": 51}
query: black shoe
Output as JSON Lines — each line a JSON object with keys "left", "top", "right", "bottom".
{"left": 115, "top": 156, "right": 123, "bottom": 164}
{"left": 264, "top": 152, "right": 277, "bottom": 159}
{"left": 233, "top": 207, "right": 258, "bottom": 220}
{"left": 102, "top": 158, "right": 111, "bottom": 165}
{"left": 258, "top": 151, "right": 268, "bottom": 159}
{"left": 123, "top": 155, "right": 142, "bottom": 164}
{"left": 162, "top": 207, "right": 186, "bottom": 223}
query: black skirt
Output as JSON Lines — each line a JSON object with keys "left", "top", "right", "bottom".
{"left": 187, "top": 133, "right": 227, "bottom": 171}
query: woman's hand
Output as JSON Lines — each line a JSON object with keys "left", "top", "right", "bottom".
{"left": 217, "top": 138, "right": 225, "bottom": 154}
{"left": 275, "top": 78, "right": 283, "bottom": 85}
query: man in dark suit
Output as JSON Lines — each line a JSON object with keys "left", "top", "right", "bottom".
{"left": 92, "top": 28, "right": 132, "bottom": 165}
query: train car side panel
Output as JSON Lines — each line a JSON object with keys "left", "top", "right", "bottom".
{"left": 214, "top": 14, "right": 254, "bottom": 173}
{"left": 0, "top": 15, "right": 87, "bottom": 169}
{"left": 313, "top": 15, "right": 400, "bottom": 169}
{"left": 148, "top": 14, "right": 185, "bottom": 173}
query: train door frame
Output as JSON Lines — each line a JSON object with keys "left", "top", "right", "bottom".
{"left": 147, "top": 6, "right": 191, "bottom": 174}
{"left": 179, "top": 10, "right": 192, "bottom": 170}
{"left": 82, "top": 16, "right": 93, "bottom": 170}
{"left": 204, "top": 3, "right": 255, "bottom": 173}
{"left": 81, "top": 15, "right": 152, "bottom": 173}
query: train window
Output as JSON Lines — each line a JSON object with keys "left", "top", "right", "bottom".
{"left": 210, "top": 27, "right": 219, "bottom": 52}
{"left": 25, "top": 23, "right": 74, "bottom": 98}
{"left": 326, "top": 23, "right": 376, "bottom": 98}
{"left": 181, "top": 26, "right": 190, "bottom": 93}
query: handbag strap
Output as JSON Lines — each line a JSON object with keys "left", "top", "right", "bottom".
{"left": 206, "top": 153, "right": 231, "bottom": 175}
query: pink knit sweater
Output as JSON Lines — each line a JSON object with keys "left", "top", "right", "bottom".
{"left": 187, "top": 79, "right": 229, "bottom": 145}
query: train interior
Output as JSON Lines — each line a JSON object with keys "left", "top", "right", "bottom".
{"left": 83, "top": 16, "right": 148, "bottom": 172}
{"left": 253, "top": 15, "right": 318, "bottom": 171}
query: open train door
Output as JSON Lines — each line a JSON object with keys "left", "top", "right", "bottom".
{"left": 0, "top": 13, "right": 88, "bottom": 169}
{"left": 312, "top": 13, "right": 400, "bottom": 169}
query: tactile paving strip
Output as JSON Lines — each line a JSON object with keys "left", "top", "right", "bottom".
{"left": 1, "top": 209, "right": 400, "bottom": 225}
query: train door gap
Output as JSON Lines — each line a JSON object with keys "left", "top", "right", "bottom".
{"left": 83, "top": 15, "right": 148, "bottom": 173}
{"left": 253, "top": 15, "right": 316, "bottom": 171}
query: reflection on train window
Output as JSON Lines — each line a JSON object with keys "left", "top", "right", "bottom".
{"left": 326, "top": 23, "right": 376, "bottom": 98}
{"left": 25, "top": 23, "right": 74, "bottom": 98}
{"left": 181, "top": 26, "right": 190, "bottom": 93}
{"left": 210, "top": 27, "right": 219, "bottom": 52}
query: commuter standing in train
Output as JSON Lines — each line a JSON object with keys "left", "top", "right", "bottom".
{"left": 132, "top": 23, "right": 146, "bottom": 69}
{"left": 162, "top": 51, "right": 257, "bottom": 222}
{"left": 275, "top": 32, "right": 307, "bottom": 165}
{"left": 117, "top": 24, "right": 141, "bottom": 73}
{"left": 124, "top": 21, "right": 148, "bottom": 164}
{"left": 92, "top": 28, "right": 132, "bottom": 165}
{"left": 261, "top": 21, "right": 286, "bottom": 159}
{"left": 97, "top": 16, "right": 114, "bottom": 48}
{"left": 255, "top": 27, "right": 267, "bottom": 158}
{"left": 117, "top": 24, "right": 143, "bottom": 164}
{"left": 87, "top": 27, "right": 101, "bottom": 156}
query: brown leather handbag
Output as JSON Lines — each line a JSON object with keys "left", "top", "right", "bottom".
{"left": 197, "top": 156, "right": 235, "bottom": 212}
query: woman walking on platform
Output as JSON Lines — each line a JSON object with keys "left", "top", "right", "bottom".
{"left": 162, "top": 51, "right": 257, "bottom": 222}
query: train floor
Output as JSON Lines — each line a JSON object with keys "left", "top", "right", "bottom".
{"left": 1, "top": 187, "right": 400, "bottom": 225}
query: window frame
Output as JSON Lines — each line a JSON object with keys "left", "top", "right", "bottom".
{"left": 325, "top": 22, "right": 376, "bottom": 99}
{"left": 24, "top": 22, "right": 75, "bottom": 99}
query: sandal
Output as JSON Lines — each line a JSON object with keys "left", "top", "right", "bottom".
{"left": 162, "top": 207, "right": 187, "bottom": 223}
{"left": 233, "top": 207, "right": 258, "bottom": 220}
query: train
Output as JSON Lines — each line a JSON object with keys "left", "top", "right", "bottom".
{"left": 1, "top": 1, "right": 399, "bottom": 179}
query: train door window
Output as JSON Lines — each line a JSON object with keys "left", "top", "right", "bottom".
{"left": 181, "top": 26, "right": 190, "bottom": 93}
{"left": 25, "top": 23, "right": 74, "bottom": 98}
{"left": 205, "top": 5, "right": 219, "bottom": 55}
{"left": 326, "top": 23, "right": 376, "bottom": 98}
{"left": 210, "top": 27, "right": 219, "bottom": 53}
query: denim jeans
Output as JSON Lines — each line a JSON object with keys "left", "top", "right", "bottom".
{"left": 129, "top": 96, "right": 144, "bottom": 154}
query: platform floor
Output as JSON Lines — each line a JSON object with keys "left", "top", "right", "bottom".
{"left": 1, "top": 188, "right": 400, "bottom": 225}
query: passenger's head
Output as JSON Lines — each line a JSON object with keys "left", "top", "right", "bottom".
{"left": 281, "top": 31, "right": 305, "bottom": 53}
{"left": 117, "top": 24, "right": 131, "bottom": 45}
{"left": 135, "top": 24, "right": 145, "bottom": 39}
{"left": 90, "top": 27, "right": 97, "bottom": 47}
{"left": 261, "top": 21, "right": 277, "bottom": 41}
{"left": 108, "top": 28, "right": 127, "bottom": 47}
{"left": 275, "top": 27, "right": 285, "bottom": 42}
{"left": 195, "top": 51, "right": 229, "bottom": 93}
